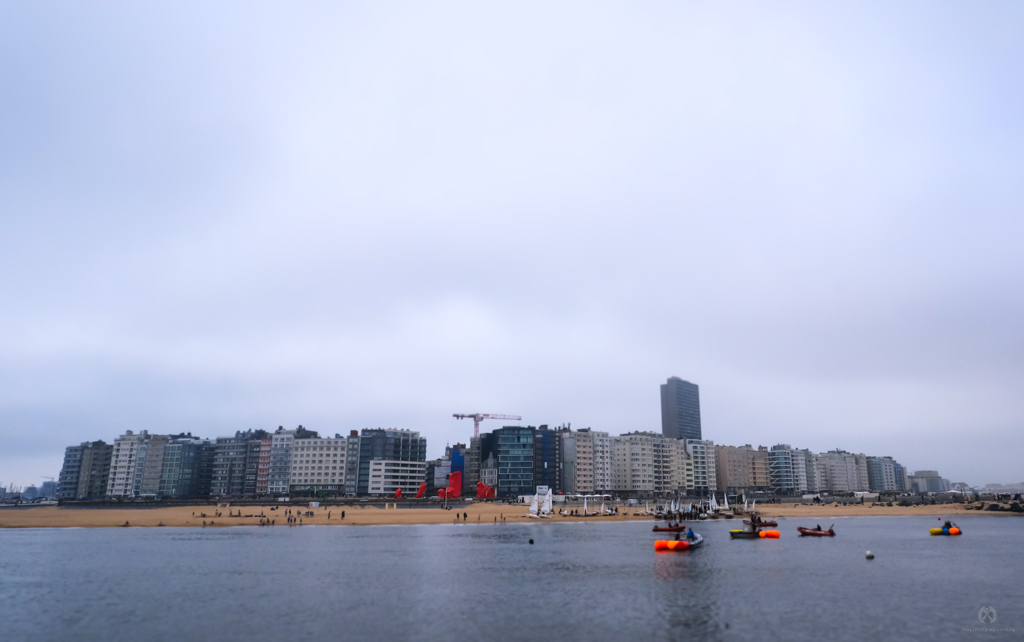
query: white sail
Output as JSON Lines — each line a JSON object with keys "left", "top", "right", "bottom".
{"left": 723, "top": 494, "right": 730, "bottom": 510}
{"left": 529, "top": 493, "right": 539, "bottom": 514}
{"left": 601, "top": 501, "right": 606, "bottom": 515}
{"left": 542, "top": 489, "right": 553, "bottom": 515}
{"left": 583, "top": 496, "right": 588, "bottom": 515}
{"left": 752, "top": 499, "right": 757, "bottom": 512}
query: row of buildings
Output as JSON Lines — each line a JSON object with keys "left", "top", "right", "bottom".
{"left": 55, "top": 422, "right": 944, "bottom": 501}
{"left": 54, "top": 377, "right": 951, "bottom": 501}
{"left": 57, "top": 426, "right": 427, "bottom": 501}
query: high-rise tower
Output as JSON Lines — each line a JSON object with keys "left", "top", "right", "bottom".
{"left": 660, "top": 377, "right": 701, "bottom": 441}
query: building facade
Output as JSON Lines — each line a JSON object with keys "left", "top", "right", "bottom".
{"left": 908, "top": 470, "right": 951, "bottom": 494}
{"left": 368, "top": 460, "right": 427, "bottom": 496}
{"left": 494, "top": 426, "right": 534, "bottom": 498}
{"left": 106, "top": 431, "right": 168, "bottom": 498}
{"left": 660, "top": 377, "right": 701, "bottom": 441}
{"left": 532, "top": 427, "right": 562, "bottom": 494}
{"left": 269, "top": 429, "right": 295, "bottom": 496}
{"left": 289, "top": 434, "right": 350, "bottom": 494}
{"left": 685, "top": 439, "right": 717, "bottom": 494}
{"left": 158, "top": 437, "right": 214, "bottom": 498}
{"left": 210, "top": 431, "right": 259, "bottom": 497}
{"left": 356, "top": 429, "right": 427, "bottom": 496}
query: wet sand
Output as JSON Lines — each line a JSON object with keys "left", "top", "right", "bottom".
{"left": 0, "top": 501, "right": 1001, "bottom": 529}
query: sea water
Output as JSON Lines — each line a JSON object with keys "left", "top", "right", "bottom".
{"left": 0, "top": 515, "right": 1019, "bottom": 641}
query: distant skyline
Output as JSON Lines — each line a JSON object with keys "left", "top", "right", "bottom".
{"left": 2, "top": 2, "right": 1022, "bottom": 489}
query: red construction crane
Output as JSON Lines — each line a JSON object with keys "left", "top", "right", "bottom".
{"left": 453, "top": 413, "right": 522, "bottom": 438}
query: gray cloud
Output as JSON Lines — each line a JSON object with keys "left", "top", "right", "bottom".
{"left": 1, "top": 1, "right": 1022, "bottom": 488}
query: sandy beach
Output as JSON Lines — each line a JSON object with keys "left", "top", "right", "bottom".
{"left": 1, "top": 500, "right": 1007, "bottom": 529}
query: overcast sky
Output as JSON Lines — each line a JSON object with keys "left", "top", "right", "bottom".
{"left": 2, "top": 2, "right": 1022, "bottom": 489}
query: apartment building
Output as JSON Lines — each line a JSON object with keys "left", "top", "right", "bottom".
{"left": 158, "top": 436, "right": 214, "bottom": 498}
{"left": 58, "top": 440, "right": 113, "bottom": 501}
{"left": 289, "top": 435, "right": 349, "bottom": 494}
{"left": 367, "top": 460, "right": 427, "bottom": 496}
{"left": 684, "top": 439, "right": 717, "bottom": 494}
{"left": 613, "top": 432, "right": 657, "bottom": 494}
{"left": 106, "top": 431, "right": 169, "bottom": 498}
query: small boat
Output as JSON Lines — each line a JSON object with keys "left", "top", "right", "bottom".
{"left": 930, "top": 527, "right": 962, "bottom": 536}
{"left": 652, "top": 525, "right": 688, "bottom": 533}
{"left": 797, "top": 526, "right": 835, "bottom": 537}
{"left": 730, "top": 529, "right": 780, "bottom": 539}
{"left": 654, "top": 534, "right": 703, "bottom": 550}
{"left": 729, "top": 529, "right": 760, "bottom": 539}
{"left": 743, "top": 519, "right": 778, "bottom": 527}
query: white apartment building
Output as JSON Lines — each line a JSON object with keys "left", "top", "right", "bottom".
{"left": 368, "top": 460, "right": 427, "bottom": 496}
{"left": 573, "top": 430, "right": 595, "bottom": 494}
{"left": 818, "top": 450, "right": 869, "bottom": 492}
{"left": 667, "top": 438, "right": 694, "bottom": 494}
{"left": 106, "top": 430, "right": 167, "bottom": 497}
{"left": 685, "top": 439, "right": 717, "bottom": 493}
{"left": 613, "top": 432, "right": 657, "bottom": 494}
{"left": 592, "top": 431, "right": 614, "bottom": 493}
{"left": 289, "top": 436, "right": 349, "bottom": 493}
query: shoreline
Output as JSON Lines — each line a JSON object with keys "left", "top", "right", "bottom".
{"left": 1, "top": 502, "right": 1013, "bottom": 529}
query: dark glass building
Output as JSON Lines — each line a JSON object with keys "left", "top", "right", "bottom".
{"left": 355, "top": 429, "right": 427, "bottom": 496}
{"left": 494, "top": 426, "right": 534, "bottom": 498}
{"left": 660, "top": 377, "right": 701, "bottom": 441}
{"left": 532, "top": 426, "right": 561, "bottom": 493}
{"left": 158, "top": 437, "right": 215, "bottom": 499}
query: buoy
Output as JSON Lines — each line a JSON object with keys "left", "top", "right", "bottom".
{"left": 529, "top": 539, "right": 534, "bottom": 544}
{"left": 866, "top": 551, "right": 874, "bottom": 560}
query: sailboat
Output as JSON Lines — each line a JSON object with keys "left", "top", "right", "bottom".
{"left": 528, "top": 491, "right": 541, "bottom": 518}
{"left": 541, "top": 489, "right": 553, "bottom": 518}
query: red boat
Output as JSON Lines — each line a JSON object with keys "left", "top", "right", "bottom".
{"left": 652, "top": 526, "right": 688, "bottom": 532}
{"left": 743, "top": 519, "right": 778, "bottom": 527}
{"left": 797, "top": 526, "right": 835, "bottom": 537}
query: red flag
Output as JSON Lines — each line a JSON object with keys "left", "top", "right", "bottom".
{"left": 449, "top": 472, "right": 462, "bottom": 498}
